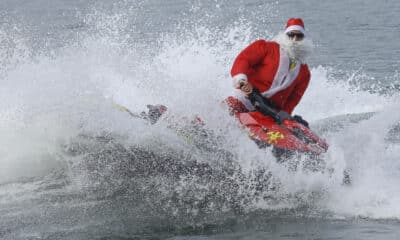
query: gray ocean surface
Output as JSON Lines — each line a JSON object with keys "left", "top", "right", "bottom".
{"left": 1, "top": 0, "right": 400, "bottom": 239}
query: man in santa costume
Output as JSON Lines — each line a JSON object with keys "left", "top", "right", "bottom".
{"left": 227, "top": 18, "right": 313, "bottom": 123}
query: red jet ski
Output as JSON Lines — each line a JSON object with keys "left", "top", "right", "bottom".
{"left": 115, "top": 89, "right": 328, "bottom": 156}
{"left": 232, "top": 88, "right": 328, "bottom": 156}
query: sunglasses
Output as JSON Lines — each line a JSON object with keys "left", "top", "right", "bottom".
{"left": 286, "top": 32, "right": 304, "bottom": 39}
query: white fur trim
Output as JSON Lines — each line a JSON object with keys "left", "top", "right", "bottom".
{"left": 285, "top": 25, "right": 305, "bottom": 34}
{"left": 232, "top": 73, "right": 248, "bottom": 87}
{"left": 262, "top": 49, "right": 300, "bottom": 98}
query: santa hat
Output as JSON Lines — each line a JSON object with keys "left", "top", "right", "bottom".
{"left": 285, "top": 18, "right": 305, "bottom": 34}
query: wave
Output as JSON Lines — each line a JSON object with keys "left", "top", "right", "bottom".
{"left": 0, "top": 3, "right": 400, "bottom": 226}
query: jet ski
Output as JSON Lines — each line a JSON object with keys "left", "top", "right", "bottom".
{"left": 114, "top": 88, "right": 328, "bottom": 158}
{"left": 231, "top": 88, "right": 328, "bottom": 159}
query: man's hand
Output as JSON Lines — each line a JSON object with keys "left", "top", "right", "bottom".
{"left": 293, "top": 115, "right": 309, "bottom": 128}
{"left": 239, "top": 80, "right": 253, "bottom": 95}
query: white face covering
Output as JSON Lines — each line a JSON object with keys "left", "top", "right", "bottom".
{"left": 273, "top": 32, "right": 314, "bottom": 64}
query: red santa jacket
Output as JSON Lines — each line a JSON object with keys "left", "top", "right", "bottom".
{"left": 231, "top": 40, "right": 310, "bottom": 114}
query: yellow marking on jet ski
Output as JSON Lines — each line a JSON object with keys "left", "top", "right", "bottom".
{"left": 266, "top": 131, "right": 284, "bottom": 144}
{"left": 249, "top": 132, "right": 255, "bottom": 137}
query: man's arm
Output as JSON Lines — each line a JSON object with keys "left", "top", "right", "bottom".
{"left": 230, "top": 40, "right": 272, "bottom": 87}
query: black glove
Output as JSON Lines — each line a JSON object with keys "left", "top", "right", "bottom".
{"left": 293, "top": 115, "right": 309, "bottom": 128}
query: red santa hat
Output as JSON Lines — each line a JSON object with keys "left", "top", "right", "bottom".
{"left": 285, "top": 18, "right": 305, "bottom": 34}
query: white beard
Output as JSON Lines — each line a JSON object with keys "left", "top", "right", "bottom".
{"left": 273, "top": 32, "right": 314, "bottom": 64}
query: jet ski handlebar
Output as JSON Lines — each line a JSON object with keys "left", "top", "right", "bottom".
{"left": 239, "top": 82, "right": 283, "bottom": 124}
{"left": 248, "top": 89, "right": 283, "bottom": 124}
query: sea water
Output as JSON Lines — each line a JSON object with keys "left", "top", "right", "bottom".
{"left": 0, "top": 0, "right": 399, "bottom": 239}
